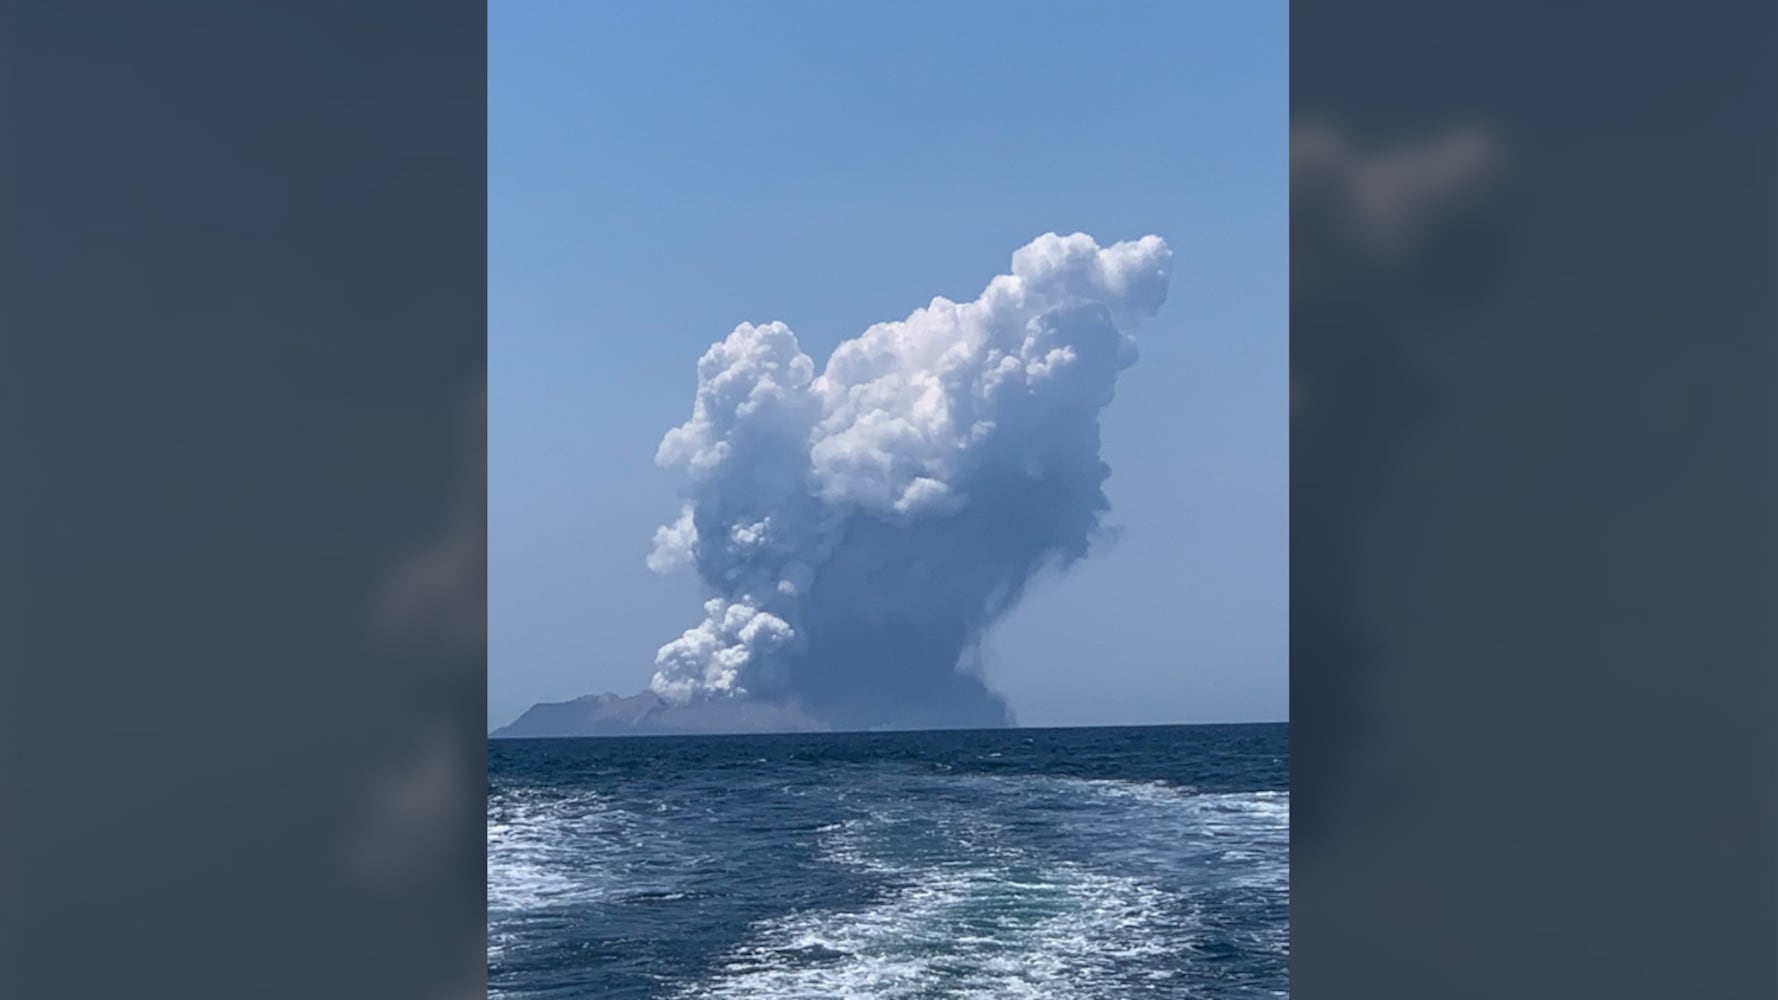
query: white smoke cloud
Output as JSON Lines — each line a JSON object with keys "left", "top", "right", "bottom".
{"left": 645, "top": 505, "right": 698, "bottom": 574}
{"left": 646, "top": 233, "right": 1172, "bottom": 727}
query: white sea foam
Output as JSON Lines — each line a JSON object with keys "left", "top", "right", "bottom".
{"left": 681, "top": 863, "right": 1188, "bottom": 999}
{"left": 675, "top": 778, "right": 1288, "bottom": 998}
{"left": 486, "top": 789, "right": 637, "bottom": 913}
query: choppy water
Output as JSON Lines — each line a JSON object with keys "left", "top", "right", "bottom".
{"left": 489, "top": 723, "right": 1288, "bottom": 998}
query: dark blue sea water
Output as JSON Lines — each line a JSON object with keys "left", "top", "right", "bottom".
{"left": 489, "top": 724, "right": 1288, "bottom": 998}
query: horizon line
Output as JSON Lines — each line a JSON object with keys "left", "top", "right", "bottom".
{"left": 488, "top": 718, "right": 1290, "bottom": 740}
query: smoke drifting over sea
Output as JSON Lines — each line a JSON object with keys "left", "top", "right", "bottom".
{"left": 646, "top": 233, "right": 1172, "bottom": 730}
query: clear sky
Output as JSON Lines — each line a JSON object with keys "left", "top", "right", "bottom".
{"left": 490, "top": 1, "right": 1287, "bottom": 731}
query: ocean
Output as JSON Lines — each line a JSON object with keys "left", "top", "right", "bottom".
{"left": 488, "top": 723, "right": 1289, "bottom": 998}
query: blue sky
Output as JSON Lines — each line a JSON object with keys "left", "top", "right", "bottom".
{"left": 490, "top": 2, "right": 1287, "bottom": 730}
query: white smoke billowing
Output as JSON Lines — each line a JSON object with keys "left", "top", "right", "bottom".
{"left": 646, "top": 233, "right": 1172, "bottom": 729}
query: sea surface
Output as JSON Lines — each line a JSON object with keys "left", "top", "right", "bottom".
{"left": 489, "top": 723, "right": 1288, "bottom": 998}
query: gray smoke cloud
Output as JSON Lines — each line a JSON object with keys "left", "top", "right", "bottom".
{"left": 646, "top": 233, "right": 1172, "bottom": 729}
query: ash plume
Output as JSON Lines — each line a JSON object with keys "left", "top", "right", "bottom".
{"left": 646, "top": 233, "right": 1172, "bottom": 730}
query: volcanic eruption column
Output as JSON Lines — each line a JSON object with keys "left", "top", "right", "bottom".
{"left": 646, "top": 233, "right": 1172, "bottom": 730}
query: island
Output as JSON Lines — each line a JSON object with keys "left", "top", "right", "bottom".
{"left": 489, "top": 690, "right": 830, "bottom": 738}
